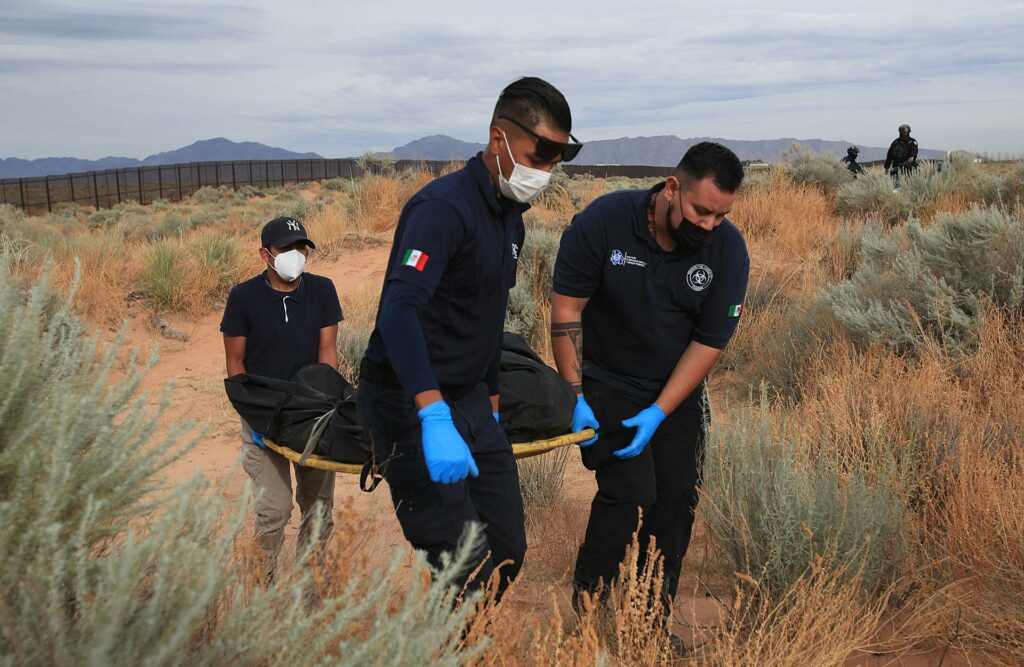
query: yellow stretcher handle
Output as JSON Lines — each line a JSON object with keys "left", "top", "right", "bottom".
{"left": 261, "top": 428, "right": 596, "bottom": 474}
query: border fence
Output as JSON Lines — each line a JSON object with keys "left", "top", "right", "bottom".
{"left": 0, "top": 158, "right": 676, "bottom": 215}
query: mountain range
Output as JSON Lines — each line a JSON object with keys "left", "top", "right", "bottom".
{"left": 384, "top": 134, "right": 947, "bottom": 165}
{"left": 1, "top": 135, "right": 946, "bottom": 179}
{"left": 0, "top": 138, "right": 323, "bottom": 179}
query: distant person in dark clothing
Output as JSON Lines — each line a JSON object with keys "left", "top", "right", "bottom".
{"left": 885, "top": 124, "right": 919, "bottom": 187}
{"left": 842, "top": 146, "right": 865, "bottom": 176}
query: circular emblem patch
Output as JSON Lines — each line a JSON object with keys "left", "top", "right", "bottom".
{"left": 686, "top": 264, "right": 713, "bottom": 291}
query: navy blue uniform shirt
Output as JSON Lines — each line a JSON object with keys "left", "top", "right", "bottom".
{"left": 553, "top": 183, "right": 749, "bottom": 397}
{"left": 220, "top": 271, "right": 343, "bottom": 380}
{"left": 363, "top": 153, "right": 527, "bottom": 396}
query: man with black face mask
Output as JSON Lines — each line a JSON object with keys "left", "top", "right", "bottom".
{"left": 550, "top": 142, "right": 749, "bottom": 624}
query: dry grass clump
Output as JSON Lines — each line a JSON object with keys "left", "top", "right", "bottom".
{"left": 464, "top": 534, "right": 672, "bottom": 667}
{"left": 694, "top": 561, "right": 895, "bottom": 666}
{"left": 335, "top": 277, "right": 384, "bottom": 384}
{"left": 348, "top": 170, "right": 435, "bottom": 233}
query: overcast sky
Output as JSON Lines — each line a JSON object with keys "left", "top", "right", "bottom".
{"left": 2, "top": 0, "right": 1022, "bottom": 159}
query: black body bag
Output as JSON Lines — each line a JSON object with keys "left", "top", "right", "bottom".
{"left": 498, "top": 332, "right": 575, "bottom": 443}
{"left": 224, "top": 363, "right": 368, "bottom": 464}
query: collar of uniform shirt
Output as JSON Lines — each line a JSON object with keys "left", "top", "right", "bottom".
{"left": 262, "top": 272, "right": 303, "bottom": 302}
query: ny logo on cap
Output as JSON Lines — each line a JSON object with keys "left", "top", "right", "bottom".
{"left": 286, "top": 220, "right": 300, "bottom": 231}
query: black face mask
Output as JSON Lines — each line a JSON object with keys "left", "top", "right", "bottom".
{"left": 668, "top": 198, "right": 712, "bottom": 252}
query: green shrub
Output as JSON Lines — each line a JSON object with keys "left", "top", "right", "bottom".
{"left": 142, "top": 240, "right": 186, "bottom": 309}
{"left": 187, "top": 205, "right": 229, "bottom": 228}
{"left": 836, "top": 170, "right": 904, "bottom": 225}
{"left": 157, "top": 211, "right": 193, "bottom": 238}
{"left": 88, "top": 208, "right": 122, "bottom": 227}
{"left": 322, "top": 177, "right": 350, "bottom": 191}
{"left": 278, "top": 197, "right": 327, "bottom": 221}
{"left": 235, "top": 184, "right": 261, "bottom": 199}
{"left": 782, "top": 144, "right": 853, "bottom": 192}
{"left": 505, "top": 281, "right": 538, "bottom": 342}
{"left": 700, "top": 396, "right": 906, "bottom": 599}
{"left": 505, "top": 228, "right": 561, "bottom": 349}
{"left": 191, "top": 186, "right": 229, "bottom": 204}
{"left": 979, "top": 161, "right": 1024, "bottom": 210}
{"left": 191, "top": 234, "right": 243, "bottom": 291}
{"left": 0, "top": 262, "right": 488, "bottom": 665}
{"left": 739, "top": 168, "right": 773, "bottom": 193}
{"left": 822, "top": 207, "right": 1024, "bottom": 355}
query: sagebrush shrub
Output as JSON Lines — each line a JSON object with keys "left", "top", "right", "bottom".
{"left": 700, "top": 395, "right": 906, "bottom": 599}
{"left": 782, "top": 144, "right": 854, "bottom": 193}
{"left": 0, "top": 260, "right": 489, "bottom": 665}
{"left": 822, "top": 206, "right": 1024, "bottom": 355}
{"left": 836, "top": 170, "right": 904, "bottom": 225}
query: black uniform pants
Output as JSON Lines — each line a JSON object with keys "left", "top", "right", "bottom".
{"left": 357, "top": 370, "right": 526, "bottom": 595}
{"left": 574, "top": 376, "right": 707, "bottom": 607}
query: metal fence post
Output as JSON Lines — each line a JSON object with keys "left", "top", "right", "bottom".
{"left": 18, "top": 178, "right": 27, "bottom": 212}
{"left": 92, "top": 172, "right": 100, "bottom": 209}
{"left": 44, "top": 177, "right": 52, "bottom": 212}
{"left": 158, "top": 166, "right": 164, "bottom": 200}
{"left": 231, "top": 161, "right": 237, "bottom": 190}
{"left": 137, "top": 167, "right": 145, "bottom": 204}
{"left": 115, "top": 170, "right": 122, "bottom": 203}
{"left": 176, "top": 164, "right": 183, "bottom": 201}
{"left": 67, "top": 173, "right": 74, "bottom": 207}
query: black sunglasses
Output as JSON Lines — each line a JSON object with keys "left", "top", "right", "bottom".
{"left": 497, "top": 115, "right": 584, "bottom": 163}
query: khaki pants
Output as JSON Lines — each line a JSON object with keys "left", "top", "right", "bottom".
{"left": 240, "top": 421, "right": 335, "bottom": 576}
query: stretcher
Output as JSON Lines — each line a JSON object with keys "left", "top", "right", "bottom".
{"left": 262, "top": 428, "right": 596, "bottom": 477}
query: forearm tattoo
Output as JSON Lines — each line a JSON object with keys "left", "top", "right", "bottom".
{"left": 551, "top": 321, "right": 584, "bottom": 392}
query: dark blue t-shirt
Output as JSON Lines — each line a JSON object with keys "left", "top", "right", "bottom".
{"left": 362, "top": 154, "right": 527, "bottom": 395}
{"left": 220, "top": 272, "right": 343, "bottom": 380}
{"left": 553, "top": 183, "right": 749, "bottom": 397}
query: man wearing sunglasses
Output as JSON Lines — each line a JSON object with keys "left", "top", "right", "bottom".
{"left": 551, "top": 142, "right": 749, "bottom": 622}
{"left": 358, "top": 77, "right": 579, "bottom": 596}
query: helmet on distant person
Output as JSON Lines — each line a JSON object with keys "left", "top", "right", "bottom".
{"left": 848, "top": 146, "right": 860, "bottom": 156}
{"left": 899, "top": 124, "right": 911, "bottom": 134}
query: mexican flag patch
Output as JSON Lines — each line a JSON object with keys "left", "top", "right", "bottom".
{"left": 728, "top": 304, "right": 743, "bottom": 317}
{"left": 401, "top": 249, "right": 429, "bottom": 271}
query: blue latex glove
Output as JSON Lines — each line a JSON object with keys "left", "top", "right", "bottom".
{"left": 573, "top": 394, "right": 600, "bottom": 446}
{"left": 492, "top": 411, "right": 501, "bottom": 424}
{"left": 614, "top": 404, "right": 666, "bottom": 459}
{"left": 251, "top": 430, "right": 267, "bottom": 449}
{"left": 418, "top": 401, "right": 479, "bottom": 484}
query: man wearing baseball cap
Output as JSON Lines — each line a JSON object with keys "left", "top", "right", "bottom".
{"left": 220, "top": 216, "right": 343, "bottom": 578}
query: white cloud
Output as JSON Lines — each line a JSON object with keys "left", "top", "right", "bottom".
{"left": 1, "top": 0, "right": 1022, "bottom": 158}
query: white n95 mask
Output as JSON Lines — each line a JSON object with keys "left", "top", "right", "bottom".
{"left": 496, "top": 129, "right": 552, "bottom": 203}
{"left": 269, "top": 249, "right": 306, "bottom": 282}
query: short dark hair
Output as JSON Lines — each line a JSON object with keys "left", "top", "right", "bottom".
{"left": 675, "top": 141, "right": 744, "bottom": 193}
{"left": 492, "top": 77, "right": 572, "bottom": 134}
